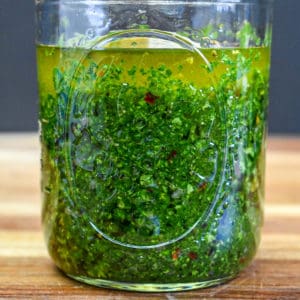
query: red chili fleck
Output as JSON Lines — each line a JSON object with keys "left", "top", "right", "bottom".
{"left": 98, "top": 70, "right": 105, "bottom": 77}
{"left": 239, "top": 257, "right": 247, "bottom": 264}
{"left": 167, "top": 150, "right": 177, "bottom": 161}
{"left": 188, "top": 252, "right": 198, "bottom": 260}
{"left": 198, "top": 182, "right": 207, "bottom": 192}
{"left": 144, "top": 92, "right": 159, "bottom": 105}
{"left": 172, "top": 248, "right": 181, "bottom": 260}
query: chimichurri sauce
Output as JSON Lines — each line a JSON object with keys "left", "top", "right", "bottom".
{"left": 37, "top": 44, "right": 270, "bottom": 288}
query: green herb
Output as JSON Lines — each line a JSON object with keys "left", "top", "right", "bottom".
{"left": 37, "top": 44, "right": 270, "bottom": 285}
{"left": 237, "top": 21, "right": 261, "bottom": 47}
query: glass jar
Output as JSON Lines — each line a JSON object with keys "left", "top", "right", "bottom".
{"left": 36, "top": 0, "right": 274, "bottom": 292}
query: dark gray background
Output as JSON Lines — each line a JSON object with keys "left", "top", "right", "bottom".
{"left": 0, "top": 0, "right": 299, "bottom": 134}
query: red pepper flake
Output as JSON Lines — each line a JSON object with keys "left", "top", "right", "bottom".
{"left": 239, "top": 257, "right": 247, "bottom": 264}
{"left": 172, "top": 248, "right": 181, "bottom": 260}
{"left": 198, "top": 182, "right": 207, "bottom": 192}
{"left": 98, "top": 70, "right": 105, "bottom": 77}
{"left": 144, "top": 92, "right": 159, "bottom": 105}
{"left": 167, "top": 150, "right": 177, "bottom": 161}
{"left": 188, "top": 251, "right": 198, "bottom": 260}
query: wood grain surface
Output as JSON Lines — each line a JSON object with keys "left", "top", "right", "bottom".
{"left": 0, "top": 134, "right": 299, "bottom": 299}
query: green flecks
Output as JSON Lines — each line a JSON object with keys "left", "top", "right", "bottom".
{"left": 186, "top": 184, "right": 194, "bottom": 195}
{"left": 237, "top": 21, "right": 261, "bottom": 48}
{"left": 38, "top": 45, "right": 269, "bottom": 284}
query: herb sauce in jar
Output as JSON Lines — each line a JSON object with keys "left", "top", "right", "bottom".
{"left": 37, "top": 40, "right": 270, "bottom": 290}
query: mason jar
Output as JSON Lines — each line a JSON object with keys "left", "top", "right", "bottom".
{"left": 36, "top": 0, "right": 274, "bottom": 292}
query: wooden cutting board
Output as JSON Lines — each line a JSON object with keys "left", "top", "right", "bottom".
{"left": 0, "top": 134, "right": 299, "bottom": 299}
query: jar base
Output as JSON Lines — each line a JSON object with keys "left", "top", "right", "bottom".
{"left": 66, "top": 274, "right": 236, "bottom": 292}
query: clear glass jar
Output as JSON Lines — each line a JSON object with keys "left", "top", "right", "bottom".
{"left": 36, "top": 0, "right": 274, "bottom": 292}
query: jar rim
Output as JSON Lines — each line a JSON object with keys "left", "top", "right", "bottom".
{"left": 36, "top": 0, "right": 274, "bottom": 4}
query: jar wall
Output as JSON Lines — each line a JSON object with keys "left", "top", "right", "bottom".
{"left": 36, "top": 0, "right": 273, "bottom": 47}
{"left": 36, "top": 0, "right": 273, "bottom": 291}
